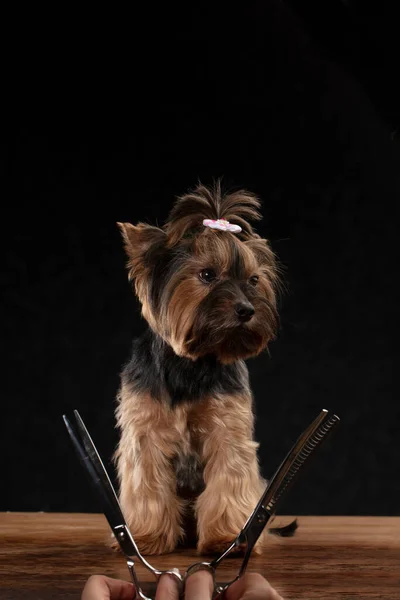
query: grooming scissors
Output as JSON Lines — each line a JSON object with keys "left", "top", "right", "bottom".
{"left": 63, "top": 408, "right": 339, "bottom": 599}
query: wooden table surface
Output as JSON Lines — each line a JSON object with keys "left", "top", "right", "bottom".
{"left": 0, "top": 513, "right": 399, "bottom": 599}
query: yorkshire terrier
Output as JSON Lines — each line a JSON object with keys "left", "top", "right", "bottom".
{"left": 114, "top": 181, "right": 278, "bottom": 556}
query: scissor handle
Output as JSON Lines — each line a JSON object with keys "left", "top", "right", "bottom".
{"left": 127, "top": 560, "right": 153, "bottom": 600}
{"left": 127, "top": 560, "right": 186, "bottom": 600}
{"left": 184, "top": 547, "right": 251, "bottom": 598}
{"left": 185, "top": 562, "right": 223, "bottom": 598}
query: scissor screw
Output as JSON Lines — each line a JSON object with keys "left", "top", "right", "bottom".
{"left": 257, "top": 513, "right": 266, "bottom": 524}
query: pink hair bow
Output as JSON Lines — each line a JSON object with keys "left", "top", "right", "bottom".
{"left": 203, "top": 218, "right": 242, "bottom": 233}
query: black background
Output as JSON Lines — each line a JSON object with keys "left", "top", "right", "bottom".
{"left": 2, "top": 1, "right": 400, "bottom": 517}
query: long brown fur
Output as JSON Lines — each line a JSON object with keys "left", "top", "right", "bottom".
{"left": 115, "top": 181, "right": 278, "bottom": 555}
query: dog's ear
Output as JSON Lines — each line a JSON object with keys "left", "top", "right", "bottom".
{"left": 117, "top": 222, "right": 167, "bottom": 280}
{"left": 117, "top": 222, "right": 166, "bottom": 257}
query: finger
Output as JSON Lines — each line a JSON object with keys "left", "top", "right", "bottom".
{"left": 185, "top": 569, "right": 214, "bottom": 600}
{"left": 225, "top": 572, "right": 283, "bottom": 600}
{"left": 104, "top": 577, "right": 136, "bottom": 600}
{"left": 156, "top": 572, "right": 181, "bottom": 600}
{"left": 81, "top": 575, "right": 136, "bottom": 600}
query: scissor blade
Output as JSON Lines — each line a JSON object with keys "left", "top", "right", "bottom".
{"left": 72, "top": 410, "right": 122, "bottom": 508}
{"left": 238, "top": 409, "right": 339, "bottom": 549}
{"left": 63, "top": 413, "right": 134, "bottom": 552}
{"left": 263, "top": 409, "right": 339, "bottom": 515}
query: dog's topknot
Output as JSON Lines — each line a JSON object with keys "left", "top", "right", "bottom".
{"left": 164, "top": 180, "right": 262, "bottom": 246}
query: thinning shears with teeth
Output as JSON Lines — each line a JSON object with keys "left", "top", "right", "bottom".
{"left": 63, "top": 408, "right": 339, "bottom": 599}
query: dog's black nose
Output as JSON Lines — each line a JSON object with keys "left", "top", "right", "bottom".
{"left": 235, "top": 301, "right": 255, "bottom": 322}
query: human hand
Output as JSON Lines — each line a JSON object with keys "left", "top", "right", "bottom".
{"left": 80, "top": 572, "right": 187, "bottom": 600}
{"left": 225, "top": 572, "right": 284, "bottom": 600}
{"left": 156, "top": 569, "right": 284, "bottom": 600}
{"left": 81, "top": 570, "right": 284, "bottom": 600}
{"left": 81, "top": 575, "right": 135, "bottom": 600}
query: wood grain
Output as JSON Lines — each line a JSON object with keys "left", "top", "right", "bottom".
{"left": 0, "top": 513, "right": 399, "bottom": 599}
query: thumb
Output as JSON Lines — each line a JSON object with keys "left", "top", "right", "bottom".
{"left": 225, "top": 573, "right": 283, "bottom": 600}
{"left": 81, "top": 575, "right": 136, "bottom": 600}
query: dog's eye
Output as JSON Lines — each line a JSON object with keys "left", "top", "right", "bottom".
{"left": 249, "top": 275, "right": 259, "bottom": 287}
{"left": 199, "top": 269, "right": 217, "bottom": 283}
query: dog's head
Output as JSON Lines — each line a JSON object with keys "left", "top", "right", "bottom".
{"left": 119, "top": 182, "right": 279, "bottom": 363}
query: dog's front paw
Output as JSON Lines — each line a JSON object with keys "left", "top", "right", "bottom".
{"left": 133, "top": 533, "right": 179, "bottom": 555}
{"left": 197, "top": 536, "right": 242, "bottom": 556}
{"left": 110, "top": 525, "right": 181, "bottom": 555}
{"left": 197, "top": 533, "right": 264, "bottom": 556}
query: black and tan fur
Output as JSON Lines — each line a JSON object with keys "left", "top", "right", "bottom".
{"left": 115, "top": 181, "right": 278, "bottom": 555}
